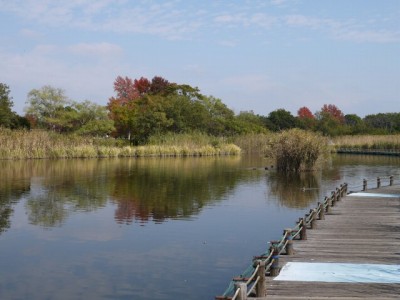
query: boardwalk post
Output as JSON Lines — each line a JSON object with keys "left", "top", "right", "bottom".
{"left": 377, "top": 177, "right": 381, "bottom": 188}
{"left": 325, "top": 196, "right": 332, "bottom": 214}
{"left": 336, "top": 188, "right": 341, "bottom": 201}
{"left": 255, "top": 260, "right": 266, "bottom": 297}
{"left": 284, "top": 228, "right": 294, "bottom": 255}
{"left": 363, "top": 179, "right": 367, "bottom": 191}
{"left": 390, "top": 175, "right": 394, "bottom": 186}
{"left": 269, "top": 244, "right": 280, "bottom": 277}
{"left": 331, "top": 191, "right": 336, "bottom": 206}
{"left": 234, "top": 282, "right": 247, "bottom": 300}
{"left": 310, "top": 209, "right": 317, "bottom": 229}
{"left": 299, "top": 218, "right": 307, "bottom": 240}
{"left": 318, "top": 202, "right": 325, "bottom": 220}
{"left": 339, "top": 184, "right": 344, "bottom": 197}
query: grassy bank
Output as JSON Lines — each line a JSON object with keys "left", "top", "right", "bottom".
{"left": 0, "top": 129, "right": 241, "bottom": 160}
{"left": 332, "top": 135, "right": 400, "bottom": 151}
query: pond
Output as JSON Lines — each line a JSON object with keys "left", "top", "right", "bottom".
{"left": 0, "top": 154, "right": 399, "bottom": 299}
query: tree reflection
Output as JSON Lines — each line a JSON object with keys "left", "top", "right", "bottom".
{"left": 110, "top": 157, "right": 244, "bottom": 224}
{"left": 0, "top": 161, "right": 31, "bottom": 234}
{"left": 267, "top": 172, "right": 320, "bottom": 208}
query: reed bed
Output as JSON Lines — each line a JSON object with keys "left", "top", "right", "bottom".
{"left": 0, "top": 129, "right": 241, "bottom": 160}
{"left": 231, "top": 133, "right": 271, "bottom": 153}
{"left": 264, "top": 129, "right": 328, "bottom": 172}
{"left": 332, "top": 135, "right": 400, "bottom": 150}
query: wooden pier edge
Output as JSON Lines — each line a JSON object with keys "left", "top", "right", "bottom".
{"left": 215, "top": 176, "right": 400, "bottom": 300}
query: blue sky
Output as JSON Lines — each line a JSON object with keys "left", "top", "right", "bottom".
{"left": 1, "top": 0, "right": 399, "bottom": 117}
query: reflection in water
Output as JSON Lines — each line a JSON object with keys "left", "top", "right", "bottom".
{"left": 0, "top": 162, "right": 31, "bottom": 233}
{"left": 110, "top": 157, "right": 244, "bottom": 224}
{"left": 1, "top": 156, "right": 255, "bottom": 229}
{"left": 267, "top": 171, "right": 321, "bottom": 208}
{"left": 0, "top": 154, "right": 400, "bottom": 300}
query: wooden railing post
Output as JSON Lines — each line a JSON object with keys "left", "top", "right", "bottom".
{"left": 255, "top": 260, "right": 266, "bottom": 297}
{"left": 269, "top": 244, "right": 280, "bottom": 277}
{"left": 234, "top": 282, "right": 247, "bottom": 300}
{"left": 331, "top": 191, "right": 336, "bottom": 206}
{"left": 310, "top": 209, "right": 317, "bottom": 229}
{"left": 318, "top": 202, "right": 325, "bottom": 220}
{"left": 284, "top": 228, "right": 294, "bottom": 255}
{"left": 325, "top": 196, "right": 331, "bottom": 214}
{"left": 363, "top": 179, "right": 367, "bottom": 191}
{"left": 299, "top": 217, "right": 307, "bottom": 240}
{"left": 390, "top": 175, "right": 394, "bottom": 186}
{"left": 377, "top": 177, "right": 381, "bottom": 188}
{"left": 336, "top": 188, "right": 341, "bottom": 201}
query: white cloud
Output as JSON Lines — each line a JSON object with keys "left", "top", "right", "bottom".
{"left": 19, "top": 28, "right": 43, "bottom": 39}
{"left": 67, "top": 42, "right": 123, "bottom": 57}
{"left": 333, "top": 28, "right": 400, "bottom": 43}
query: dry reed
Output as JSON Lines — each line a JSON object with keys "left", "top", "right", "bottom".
{"left": 0, "top": 128, "right": 241, "bottom": 160}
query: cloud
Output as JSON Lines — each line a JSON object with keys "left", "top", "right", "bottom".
{"left": 332, "top": 28, "right": 400, "bottom": 43}
{"left": 67, "top": 42, "right": 123, "bottom": 57}
{"left": 221, "top": 74, "right": 278, "bottom": 93}
{"left": 19, "top": 28, "right": 43, "bottom": 39}
{"left": 2, "top": 1, "right": 398, "bottom": 44}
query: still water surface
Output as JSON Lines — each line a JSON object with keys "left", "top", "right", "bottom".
{"left": 0, "top": 154, "right": 399, "bottom": 299}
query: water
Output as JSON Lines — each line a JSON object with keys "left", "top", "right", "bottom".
{"left": 0, "top": 154, "right": 399, "bottom": 299}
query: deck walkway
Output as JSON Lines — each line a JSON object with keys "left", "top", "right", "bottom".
{"left": 263, "top": 185, "right": 400, "bottom": 299}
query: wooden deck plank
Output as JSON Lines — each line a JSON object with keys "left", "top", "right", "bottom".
{"left": 258, "top": 184, "right": 400, "bottom": 299}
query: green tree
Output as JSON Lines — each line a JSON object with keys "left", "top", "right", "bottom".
{"left": 344, "top": 114, "right": 365, "bottom": 134}
{"left": 25, "top": 85, "right": 69, "bottom": 130}
{"left": 0, "top": 83, "right": 16, "bottom": 128}
{"left": 73, "top": 101, "right": 115, "bottom": 136}
{"left": 234, "top": 111, "right": 268, "bottom": 134}
{"left": 267, "top": 109, "right": 296, "bottom": 131}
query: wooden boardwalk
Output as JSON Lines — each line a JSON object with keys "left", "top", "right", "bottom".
{"left": 263, "top": 185, "right": 400, "bottom": 299}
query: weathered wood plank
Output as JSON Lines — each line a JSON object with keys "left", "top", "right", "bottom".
{"left": 260, "top": 184, "right": 400, "bottom": 299}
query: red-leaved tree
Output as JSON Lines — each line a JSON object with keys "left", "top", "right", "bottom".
{"left": 297, "top": 106, "right": 314, "bottom": 119}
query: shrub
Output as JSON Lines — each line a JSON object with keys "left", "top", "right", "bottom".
{"left": 264, "top": 129, "right": 327, "bottom": 172}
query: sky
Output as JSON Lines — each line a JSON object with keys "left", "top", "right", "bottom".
{"left": 0, "top": 0, "right": 399, "bottom": 117}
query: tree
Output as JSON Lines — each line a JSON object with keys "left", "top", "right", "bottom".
{"left": 319, "top": 104, "right": 345, "bottom": 124}
{"left": 25, "top": 85, "right": 69, "bottom": 130}
{"left": 267, "top": 109, "right": 296, "bottom": 131}
{"left": 297, "top": 106, "right": 316, "bottom": 130}
{"left": 234, "top": 111, "right": 268, "bottom": 134}
{"left": 297, "top": 106, "right": 314, "bottom": 119}
{"left": 364, "top": 113, "right": 400, "bottom": 134}
{"left": 150, "top": 76, "right": 171, "bottom": 94}
{"left": 0, "top": 83, "right": 16, "bottom": 128}
{"left": 344, "top": 114, "right": 365, "bottom": 134}
{"left": 73, "top": 101, "right": 115, "bottom": 136}
{"left": 315, "top": 104, "right": 346, "bottom": 136}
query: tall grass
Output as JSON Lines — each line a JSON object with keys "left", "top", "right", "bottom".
{"left": 0, "top": 129, "right": 241, "bottom": 160}
{"left": 231, "top": 133, "right": 271, "bottom": 153}
{"left": 264, "top": 129, "right": 328, "bottom": 172}
{"left": 332, "top": 135, "right": 400, "bottom": 150}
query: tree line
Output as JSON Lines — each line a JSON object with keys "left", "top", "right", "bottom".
{"left": 0, "top": 78, "right": 399, "bottom": 143}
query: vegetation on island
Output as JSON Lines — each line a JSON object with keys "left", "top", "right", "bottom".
{"left": 0, "top": 76, "right": 399, "bottom": 163}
